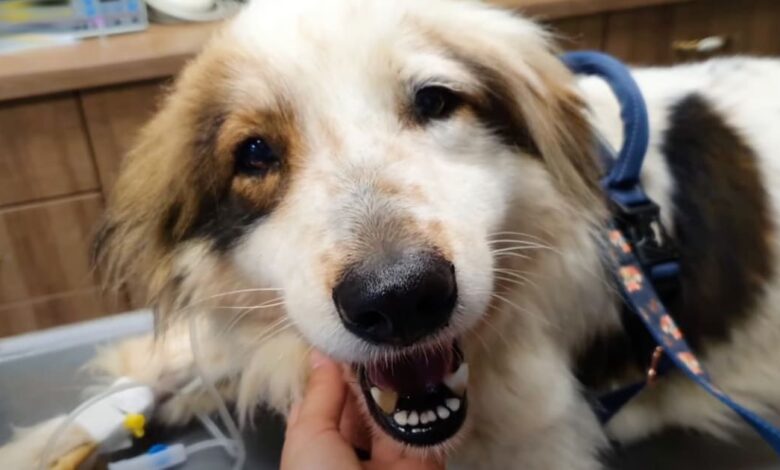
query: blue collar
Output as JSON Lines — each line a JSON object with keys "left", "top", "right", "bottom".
{"left": 562, "top": 51, "right": 780, "bottom": 456}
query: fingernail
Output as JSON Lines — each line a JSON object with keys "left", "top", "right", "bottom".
{"left": 309, "top": 350, "right": 329, "bottom": 370}
{"left": 287, "top": 401, "right": 301, "bottom": 427}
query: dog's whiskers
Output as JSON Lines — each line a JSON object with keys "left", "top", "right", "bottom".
{"left": 473, "top": 289, "right": 554, "bottom": 329}
{"left": 492, "top": 268, "right": 535, "bottom": 281}
{"left": 246, "top": 317, "right": 294, "bottom": 347}
{"left": 493, "top": 275, "right": 528, "bottom": 289}
{"left": 189, "top": 287, "right": 284, "bottom": 305}
{"left": 478, "top": 315, "right": 512, "bottom": 349}
{"left": 487, "top": 231, "right": 553, "bottom": 244}
{"left": 492, "top": 252, "right": 532, "bottom": 261}
{"left": 220, "top": 298, "right": 287, "bottom": 335}
{"left": 490, "top": 246, "right": 552, "bottom": 255}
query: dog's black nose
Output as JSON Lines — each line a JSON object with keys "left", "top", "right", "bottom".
{"left": 333, "top": 251, "right": 457, "bottom": 345}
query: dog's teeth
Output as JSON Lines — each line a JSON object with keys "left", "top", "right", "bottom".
{"left": 424, "top": 410, "right": 437, "bottom": 423}
{"left": 445, "top": 398, "right": 461, "bottom": 412}
{"left": 443, "top": 362, "right": 469, "bottom": 396}
{"left": 437, "top": 406, "right": 450, "bottom": 419}
{"left": 420, "top": 411, "right": 431, "bottom": 425}
{"left": 370, "top": 387, "right": 399, "bottom": 414}
{"left": 393, "top": 411, "right": 408, "bottom": 426}
{"left": 408, "top": 411, "right": 420, "bottom": 426}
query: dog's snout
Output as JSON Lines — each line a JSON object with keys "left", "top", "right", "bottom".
{"left": 333, "top": 251, "right": 457, "bottom": 345}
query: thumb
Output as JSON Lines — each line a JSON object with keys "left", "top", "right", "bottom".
{"left": 290, "top": 350, "right": 347, "bottom": 432}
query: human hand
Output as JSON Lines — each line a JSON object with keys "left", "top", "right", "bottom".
{"left": 280, "top": 351, "right": 446, "bottom": 470}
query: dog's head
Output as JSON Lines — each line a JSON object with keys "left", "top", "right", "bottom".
{"left": 95, "top": 0, "right": 601, "bottom": 448}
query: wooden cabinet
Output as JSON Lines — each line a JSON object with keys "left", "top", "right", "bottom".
{"left": 0, "top": 94, "right": 99, "bottom": 206}
{"left": 0, "top": 194, "right": 102, "bottom": 303}
{"left": 0, "top": 289, "right": 123, "bottom": 337}
{"left": 81, "top": 80, "right": 167, "bottom": 196}
{"left": 0, "top": 82, "right": 164, "bottom": 337}
{"left": 0, "top": 194, "right": 128, "bottom": 335}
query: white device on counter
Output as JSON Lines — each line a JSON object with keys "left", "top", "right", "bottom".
{"left": 144, "top": 0, "right": 244, "bottom": 23}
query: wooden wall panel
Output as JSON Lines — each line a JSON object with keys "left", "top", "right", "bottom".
{"left": 605, "top": 0, "right": 780, "bottom": 65}
{"left": 0, "top": 94, "right": 99, "bottom": 206}
{"left": 604, "top": 5, "right": 676, "bottom": 65}
{"left": 672, "top": 0, "right": 780, "bottom": 59}
{"left": 80, "top": 80, "right": 167, "bottom": 198}
{"left": 0, "top": 194, "right": 103, "bottom": 303}
{"left": 549, "top": 14, "right": 606, "bottom": 50}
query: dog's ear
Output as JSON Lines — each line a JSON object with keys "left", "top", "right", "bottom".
{"left": 425, "top": 12, "right": 603, "bottom": 213}
{"left": 498, "top": 45, "right": 603, "bottom": 213}
{"left": 92, "top": 48, "right": 231, "bottom": 308}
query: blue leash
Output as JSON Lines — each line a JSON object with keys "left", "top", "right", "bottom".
{"left": 562, "top": 51, "right": 780, "bottom": 455}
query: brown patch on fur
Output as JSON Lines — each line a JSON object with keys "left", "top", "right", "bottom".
{"left": 92, "top": 38, "right": 303, "bottom": 312}
{"left": 413, "top": 23, "right": 603, "bottom": 216}
{"left": 405, "top": 184, "right": 426, "bottom": 203}
{"left": 577, "top": 94, "right": 775, "bottom": 391}
{"left": 374, "top": 179, "right": 427, "bottom": 204}
{"left": 318, "top": 250, "right": 347, "bottom": 291}
{"left": 374, "top": 179, "right": 403, "bottom": 198}
{"left": 218, "top": 106, "right": 302, "bottom": 216}
{"left": 663, "top": 94, "right": 774, "bottom": 344}
{"left": 422, "top": 220, "right": 453, "bottom": 261}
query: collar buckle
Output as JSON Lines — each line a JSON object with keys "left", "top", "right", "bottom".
{"left": 611, "top": 200, "right": 679, "bottom": 271}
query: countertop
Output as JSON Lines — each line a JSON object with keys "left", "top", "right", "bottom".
{"left": 0, "top": 0, "right": 692, "bottom": 102}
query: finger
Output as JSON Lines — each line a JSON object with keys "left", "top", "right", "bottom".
{"left": 294, "top": 350, "right": 347, "bottom": 430}
{"left": 338, "top": 391, "right": 371, "bottom": 451}
{"left": 287, "top": 401, "right": 301, "bottom": 428}
{"left": 365, "top": 457, "right": 446, "bottom": 470}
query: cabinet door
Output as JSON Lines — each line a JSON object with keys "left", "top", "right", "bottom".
{"left": 0, "top": 94, "right": 99, "bottom": 206}
{"left": 80, "top": 80, "right": 168, "bottom": 197}
{"left": 0, "top": 194, "right": 129, "bottom": 337}
{"left": 0, "top": 194, "right": 102, "bottom": 303}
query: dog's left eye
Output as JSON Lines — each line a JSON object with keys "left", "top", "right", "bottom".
{"left": 234, "top": 137, "right": 280, "bottom": 176}
{"left": 413, "top": 85, "right": 462, "bottom": 121}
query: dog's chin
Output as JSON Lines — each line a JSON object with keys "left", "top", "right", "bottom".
{"left": 354, "top": 340, "right": 468, "bottom": 447}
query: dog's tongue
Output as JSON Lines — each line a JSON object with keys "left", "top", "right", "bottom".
{"left": 367, "top": 346, "right": 454, "bottom": 395}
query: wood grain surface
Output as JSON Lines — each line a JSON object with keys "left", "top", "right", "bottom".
{"left": 0, "top": 94, "right": 99, "bottom": 206}
{"left": 0, "top": 0, "right": 695, "bottom": 101}
{"left": 0, "top": 193, "right": 103, "bottom": 304}
{"left": 81, "top": 80, "right": 168, "bottom": 196}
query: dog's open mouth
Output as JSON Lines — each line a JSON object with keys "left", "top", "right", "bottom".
{"left": 356, "top": 341, "right": 468, "bottom": 446}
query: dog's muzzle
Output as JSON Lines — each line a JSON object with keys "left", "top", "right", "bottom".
{"left": 333, "top": 250, "right": 467, "bottom": 445}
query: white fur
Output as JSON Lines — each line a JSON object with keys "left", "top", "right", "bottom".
{"left": 3, "top": 2, "right": 780, "bottom": 469}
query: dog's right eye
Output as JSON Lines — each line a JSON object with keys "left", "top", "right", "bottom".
{"left": 234, "top": 137, "right": 280, "bottom": 176}
{"left": 413, "top": 85, "right": 462, "bottom": 122}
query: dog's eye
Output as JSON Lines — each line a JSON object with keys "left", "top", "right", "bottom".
{"left": 413, "top": 86, "right": 462, "bottom": 121}
{"left": 234, "top": 137, "right": 280, "bottom": 175}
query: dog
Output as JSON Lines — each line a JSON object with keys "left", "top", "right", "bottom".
{"left": 3, "top": 0, "right": 780, "bottom": 468}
